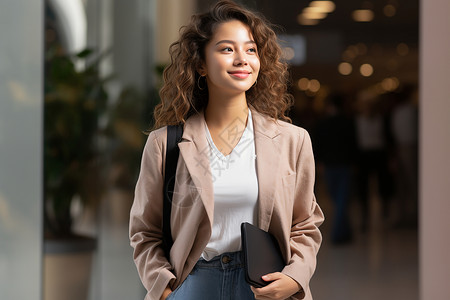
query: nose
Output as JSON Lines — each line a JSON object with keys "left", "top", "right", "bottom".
{"left": 233, "top": 51, "right": 248, "bottom": 66}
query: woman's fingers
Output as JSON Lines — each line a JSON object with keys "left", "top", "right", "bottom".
{"left": 250, "top": 272, "right": 301, "bottom": 300}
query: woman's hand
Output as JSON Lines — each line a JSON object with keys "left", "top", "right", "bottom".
{"left": 250, "top": 272, "right": 301, "bottom": 300}
{"left": 159, "top": 285, "right": 172, "bottom": 300}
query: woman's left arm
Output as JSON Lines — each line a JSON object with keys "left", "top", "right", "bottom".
{"left": 252, "top": 129, "right": 325, "bottom": 300}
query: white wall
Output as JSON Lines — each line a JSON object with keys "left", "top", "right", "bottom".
{"left": 419, "top": 0, "right": 450, "bottom": 299}
{"left": 0, "top": 1, "right": 43, "bottom": 299}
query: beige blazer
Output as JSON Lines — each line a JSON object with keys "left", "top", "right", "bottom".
{"left": 130, "top": 108, "right": 324, "bottom": 300}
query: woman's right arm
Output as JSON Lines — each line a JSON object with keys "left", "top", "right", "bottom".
{"left": 129, "top": 130, "right": 176, "bottom": 300}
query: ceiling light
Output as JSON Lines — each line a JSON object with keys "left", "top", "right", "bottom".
{"left": 302, "top": 9, "right": 327, "bottom": 20}
{"left": 309, "top": 1, "right": 336, "bottom": 13}
{"left": 381, "top": 78, "right": 394, "bottom": 91}
{"left": 383, "top": 4, "right": 396, "bottom": 17}
{"left": 309, "top": 79, "right": 321, "bottom": 92}
{"left": 352, "top": 9, "right": 374, "bottom": 22}
{"left": 303, "top": 6, "right": 325, "bottom": 13}
{"left": 392, "top": 77, "right": 400, "bottom": 88}
{"left": 297, "top": 14, "right": 320, "bottom": 25}
{"left": 360, "top": 63, "right": 374, "bottom": 77}
{"left": 298, "top": 78, "right": 310, "bottom": 90}
{"left": 338, "top": 62, "right": 352, "bottom": 75}
{"left": 381, "top": 77, "right": 399, "bottom": 91}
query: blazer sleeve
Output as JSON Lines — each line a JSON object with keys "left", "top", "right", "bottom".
{"left": 282, "top": 129, "right": 324, "bottom": 299}
{"left": 129, "top": 130, "right": 176, "bottom": 300}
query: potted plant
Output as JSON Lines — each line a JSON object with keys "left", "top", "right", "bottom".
{"left": 43, "top": 45, "right": 109, "bottom": 300}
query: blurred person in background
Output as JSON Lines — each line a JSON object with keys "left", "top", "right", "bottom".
{"left": 129, "top": 1, "right": 324, "bottom": 300}
{"left": 355, "top": 92, "right": 394, "bottom": 232}
{"left": 314, "top": 94, "right": 357, "bottom": 245}
{"left": 391, "top": 87, "right": 418, "bottom": 228}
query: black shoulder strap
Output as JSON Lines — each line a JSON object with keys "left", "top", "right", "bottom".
{"left": 162, "top": 124, "right": 183, "bottom": 259}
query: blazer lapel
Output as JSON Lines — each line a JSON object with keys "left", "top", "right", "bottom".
{"left": 251, "top": 108, "right": 282, "bottom": 231}
{"left": 177, "top": 112, "right": 215, "bottom": 228}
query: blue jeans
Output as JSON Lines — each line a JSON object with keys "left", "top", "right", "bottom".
{"left": 167, "top": 251, "right": 255, "bottom": 300}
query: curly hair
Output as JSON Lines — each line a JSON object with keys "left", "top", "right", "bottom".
{"left": 153, "top": 0, "right": 293, "bottom": 129}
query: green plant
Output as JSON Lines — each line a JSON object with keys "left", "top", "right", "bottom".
{"left": 44, "top": 47, "right": 109, "bottom": 238}
{"left": 104, "top": 87, "right": 147, "bottom": 190}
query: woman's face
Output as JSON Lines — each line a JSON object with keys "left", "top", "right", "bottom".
{"left": 200, "top": 20, "right": 260, "bottom": 97}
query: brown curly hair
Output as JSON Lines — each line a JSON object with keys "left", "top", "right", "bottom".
{"left": 153, "top": 0, "right": 293, "bottom": 129}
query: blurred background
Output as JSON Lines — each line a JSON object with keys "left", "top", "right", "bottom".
{"left": 0, "top": 0, "right": 449, "bottom": 299}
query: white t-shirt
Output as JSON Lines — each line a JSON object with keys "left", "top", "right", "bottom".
{"left": 201, "top": 109, "right": 259, "bottom": 261}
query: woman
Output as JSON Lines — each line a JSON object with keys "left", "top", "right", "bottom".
{"left": 129, "top": 1, "right": 324, "bottom": 299}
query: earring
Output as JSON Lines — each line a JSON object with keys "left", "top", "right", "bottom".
{"left": 197, "top": 75, "right": 206, "bottom": 90}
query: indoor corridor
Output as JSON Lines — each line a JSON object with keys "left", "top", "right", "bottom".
{"left": 311, "top": 177, "right": 418, "bottom": 300}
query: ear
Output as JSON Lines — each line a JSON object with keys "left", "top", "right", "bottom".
{"left": 197, "top": 62, "right": 207, "bottom": 76}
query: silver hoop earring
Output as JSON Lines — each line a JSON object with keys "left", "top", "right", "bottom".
{"left": 197, "top": 75, "right": 206, "bottom": 91}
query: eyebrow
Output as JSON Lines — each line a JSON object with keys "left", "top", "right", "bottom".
{"left": 215, "top": 40, "right": 256, "bottom": 46}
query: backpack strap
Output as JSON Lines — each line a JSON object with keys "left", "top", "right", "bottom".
{"left": 162, "top": 124, "right": 183, "bottom": 260}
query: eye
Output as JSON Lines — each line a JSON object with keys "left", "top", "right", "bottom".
{"left": 247, "top": 47, "right": 257, "bottom": 53}
{"left": 221, "top": 47, "right": 233, "bottom": 52}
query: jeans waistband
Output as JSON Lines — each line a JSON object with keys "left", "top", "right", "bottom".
{"left": 196, "top": 251, "right": 244, "bottom": 270}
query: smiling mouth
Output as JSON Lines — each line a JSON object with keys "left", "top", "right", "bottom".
{"left": 228, "top": 71, "right": 251, "bottom": 79}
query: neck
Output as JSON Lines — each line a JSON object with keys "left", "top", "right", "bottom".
{"left": 205, "top": 92, "right": 249, "bottom": 129}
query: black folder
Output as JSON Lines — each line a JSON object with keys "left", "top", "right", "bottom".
{"left": 240, "top": 222, "right": 285, "bottom": 287}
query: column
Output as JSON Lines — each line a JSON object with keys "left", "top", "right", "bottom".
{"left": 0, "top": 0, "right": 43, "bottom": 299}
{"left": 419, "top": 0, "right": 450, "bottom": 298}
